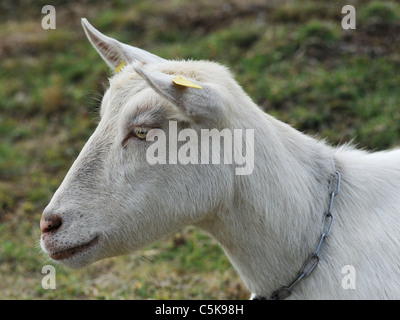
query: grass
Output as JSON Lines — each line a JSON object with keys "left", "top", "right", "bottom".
{"left": 1, "top": 0, "right": 400, "bottom": 299}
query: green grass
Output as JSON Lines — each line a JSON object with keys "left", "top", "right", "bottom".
{"left": 1, "top": 0, "right": 400, "bottom": 299}
{"left": 360, "top": 1, "right": 400, "bottom": 25}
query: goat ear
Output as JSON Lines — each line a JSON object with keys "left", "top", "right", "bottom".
{"left": 81, "top": 18, "right": 165, "bottom": 71}
{"left": 134, "top": 65, "right": 224, "bottom": 122}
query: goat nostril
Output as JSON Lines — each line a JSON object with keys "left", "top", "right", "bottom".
{"left": 40, "top": 214, "right": 62, "bottom": 234}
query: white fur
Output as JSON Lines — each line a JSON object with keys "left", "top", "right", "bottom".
{"left": 40, "top": 19, "right": 400, "bottom": 299}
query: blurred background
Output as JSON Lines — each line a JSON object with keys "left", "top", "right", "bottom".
{"left": 0, "top": 0, "right": 399, "bottom": 299}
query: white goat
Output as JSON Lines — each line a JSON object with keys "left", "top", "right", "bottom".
{"left": 40, "top": 18, "right": 400, "bottom": 299}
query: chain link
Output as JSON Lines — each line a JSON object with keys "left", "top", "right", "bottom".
{"left": 267, "top": 159, "right": 341, "bottom": 300}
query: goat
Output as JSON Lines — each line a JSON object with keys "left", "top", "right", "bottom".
{"left": 40, "top": 18, "right": 400, "bottom": 299}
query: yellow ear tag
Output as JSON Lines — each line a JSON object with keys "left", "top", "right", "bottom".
{"left": 173, "top": 76, "right": 203, "bottom": 89}
{"left": 115, "top": 61, "right": 126, "bottom": 73}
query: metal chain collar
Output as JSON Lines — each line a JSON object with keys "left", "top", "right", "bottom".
{"left": 254, "top": 157, "right": 341, "bottom": 300}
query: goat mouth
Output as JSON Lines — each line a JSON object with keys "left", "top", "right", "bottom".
{"left": 49, "top": 236, "right": 99, "bottom": 261}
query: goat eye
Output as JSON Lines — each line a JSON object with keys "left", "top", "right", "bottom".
{"left": 132, "top": 127, "right": 151, "bottom": 140}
